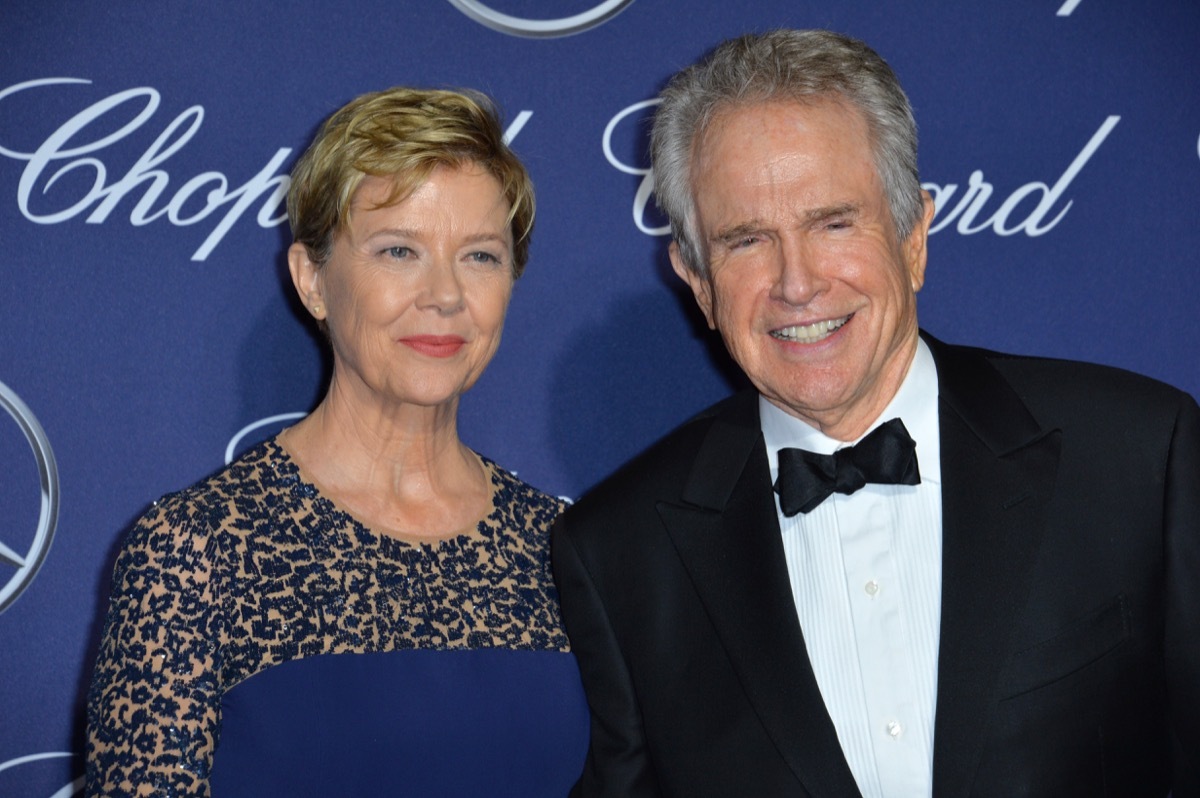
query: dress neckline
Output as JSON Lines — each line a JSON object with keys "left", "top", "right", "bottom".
{"left": 262, "top": 435, "right": 503, "bottom": 551}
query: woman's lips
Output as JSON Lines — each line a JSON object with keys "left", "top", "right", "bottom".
{"left": 399, "top": 335, "right": 466, "bottom": 357}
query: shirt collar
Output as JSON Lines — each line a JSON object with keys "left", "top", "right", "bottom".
{"left": 760, "top": 337, "right": 941, "bottom": 485}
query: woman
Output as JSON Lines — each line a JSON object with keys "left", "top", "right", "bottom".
{"left": 87, "top": 87, "right": 588, "bottom": 796}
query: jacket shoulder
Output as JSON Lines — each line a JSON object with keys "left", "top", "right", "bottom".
{"left": 978, "top": 346, "right": 1190, "bottom": 411}
{"left": 560, "top": 392, "right": 755, "bottom": 537}
{"left": 936, "top": 339, "right": 1196, "bottom": 439}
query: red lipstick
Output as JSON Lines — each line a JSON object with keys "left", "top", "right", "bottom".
{"left": 399, "top": 335, "right": 466, "bottom": 358}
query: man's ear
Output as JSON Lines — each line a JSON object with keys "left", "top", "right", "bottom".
{"left": 669, "top": 241, "right": 716, "bottom": 329}
{"left": 287, "top": 242, "right": 327, "bottom": 321}
{"left": 905, "top": 190, "right": 936, "bottom": 294}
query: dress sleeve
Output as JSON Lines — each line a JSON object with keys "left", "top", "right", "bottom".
{"left": 86, "top": 493, "right": 229, "bottom": 798}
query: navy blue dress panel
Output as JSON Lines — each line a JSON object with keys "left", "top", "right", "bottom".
{"left": 212, "top": 649, "right": 589, "bottom": 796}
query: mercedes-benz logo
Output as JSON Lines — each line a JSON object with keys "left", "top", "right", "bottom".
{"left": 0, "top": 380, "right": 60, "bottom": 614}
{"left": 445, "top": 0, "right": 636, "bottom": 38}
{"left": 225, "top": 412, "right": 306, "bottom": 464}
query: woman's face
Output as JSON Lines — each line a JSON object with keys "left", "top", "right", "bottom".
{"left": 290, "top": 163, "right": 515, "bottom": 411}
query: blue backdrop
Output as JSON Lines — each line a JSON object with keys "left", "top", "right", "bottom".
{"left": 2, "top": 1, "right": 1198, "bottom": 794}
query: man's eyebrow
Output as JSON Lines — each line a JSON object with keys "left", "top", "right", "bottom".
{"left": 708, "top": 204, "right": 863, "bottom": 244}
{"left": 710, "top": 221, "right": 765, "bottom": 245}
{"left": 806, "top": 203, "right": 861, "bottom": 223}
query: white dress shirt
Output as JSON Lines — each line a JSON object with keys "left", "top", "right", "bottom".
{"left": 760, "top": 338, "right": 942, "bottom": 798}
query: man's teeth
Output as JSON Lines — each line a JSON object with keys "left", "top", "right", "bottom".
{"left": 771, "top": 316, "right": 849, "bottom": 343}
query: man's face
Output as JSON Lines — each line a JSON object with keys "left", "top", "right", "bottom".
{"left": 672, "top": 98, "right": 934, "bottom": 441}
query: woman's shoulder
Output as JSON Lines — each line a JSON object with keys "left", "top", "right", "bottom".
{"left": 122, "top": 439, "right": 293, "bottom": 565}
{"left": 454, "top": 457, "right": 571, "bottom": 651}
{"left": 479, "top": 456, "right": 568, "bottom": 531}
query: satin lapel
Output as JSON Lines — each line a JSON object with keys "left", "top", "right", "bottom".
{"left": 657, "top": 393, "right": 862, "bottom": 798}
{"left": 925, "top": 336, "right": 1063, "bottom": 798}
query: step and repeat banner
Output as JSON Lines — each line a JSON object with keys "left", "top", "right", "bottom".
{"left": 2, "top": 1, "right": 1198, "bottom": 794}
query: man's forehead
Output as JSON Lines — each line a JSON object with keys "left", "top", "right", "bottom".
{"left": 689, "top": 98, "right": 879, "bottom": 213}
{"left": 693, "top": 101, "right": 870, "bottom": 180}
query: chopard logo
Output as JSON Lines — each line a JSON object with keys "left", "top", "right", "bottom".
{"left": 922, "top": 116, "right": 1119, "bottom": 237}
{"left": 603, "top": 98, "right": 667, "bottom": 235}
{"left": 445, "top": 0, "right": 636, "bottom": 38}
{"left": 602, "top": 98, "right": 1120, "bottom": 240}
{"left": 0, "top": 381, "right": 60, "bottom": 614}
{"left": 0, "top": 78, "right": 291, "bottom": 262}
{"left": 0, "top": 79, "right": 533, "bottom": 262}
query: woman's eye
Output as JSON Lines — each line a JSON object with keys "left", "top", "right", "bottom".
{"left": 384, "top": 245, "right": 413, "bottom": 259}
{"left": 468, "top": 251, "right": 503, "bottom": 265}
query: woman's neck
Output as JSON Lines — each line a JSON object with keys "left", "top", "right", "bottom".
{"left": 279, "top": 377, "right": 491, "bottom": 540}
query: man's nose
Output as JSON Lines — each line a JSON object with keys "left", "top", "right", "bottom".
{"left": 774, "top": 235, "right": 830, "bottom": 306}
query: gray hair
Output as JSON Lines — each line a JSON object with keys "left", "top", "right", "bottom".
{"left": 650, "top": 29, "right": 922, "bottom": 275}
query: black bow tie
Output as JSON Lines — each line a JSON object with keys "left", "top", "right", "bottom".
{"left": 774, "top": 417, "right": 920, "bottom": 516}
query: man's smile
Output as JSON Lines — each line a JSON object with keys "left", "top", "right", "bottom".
{"left": 770, "top": 314, "right": 851, "bottom": 343}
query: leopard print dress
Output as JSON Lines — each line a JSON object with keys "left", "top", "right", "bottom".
{"left": 85, "top": 437, "right": 580, "bottom": 796}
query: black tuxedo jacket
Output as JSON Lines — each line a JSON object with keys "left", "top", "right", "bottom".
{"left": 553, "top": 335, "right": 1200, "bottom": 797}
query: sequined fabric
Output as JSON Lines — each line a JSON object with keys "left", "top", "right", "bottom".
{"left": 86, "top": 438, "right": 569, "bottom": 797}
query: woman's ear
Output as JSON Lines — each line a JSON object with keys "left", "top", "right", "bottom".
{"left": 287, "top": 242, "right": 327, "bottom": 321}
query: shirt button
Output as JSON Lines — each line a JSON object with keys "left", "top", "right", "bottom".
{"left": 887, "top": 720, "right": 903, "bottom": 739}
{"left": 864, "top": 580, "right": 880, "bottom": 597}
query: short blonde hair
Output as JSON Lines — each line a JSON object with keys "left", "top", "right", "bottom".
{"left": 287, "top": 87, "right": 535, "bottom": 276}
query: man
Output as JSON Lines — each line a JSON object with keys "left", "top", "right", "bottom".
{"left": 552, "top": 29, "right": 1199, "bottom": 797}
